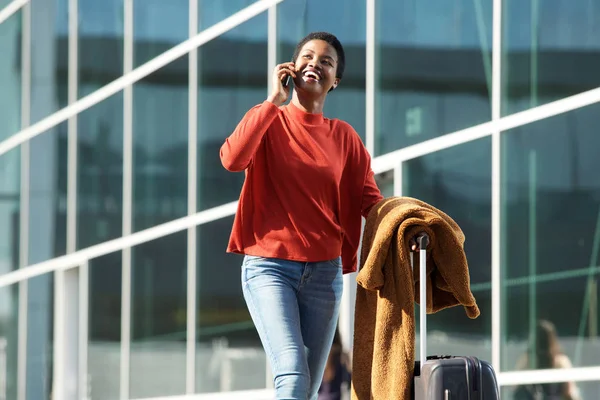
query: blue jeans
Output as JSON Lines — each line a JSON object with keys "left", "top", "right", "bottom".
{"left": 241, "top": 255, "right": 344, "bottom": 400}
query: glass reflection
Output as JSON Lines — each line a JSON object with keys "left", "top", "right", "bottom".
{"left": 199, "top": 0, "right": 255, "bottom": 30}
{"left": 0, "top": 286, "right": 18, "bottom": 400}
{"left": 375, "top": 0, "right": 492, "bottom": 155}
{"left": 197, "top": 13, "right": 268, "bottom": 211}
{"left": 133, "top": 56, "right": 188, "bottom": 232}
{"left": 133, "top": 0, "right": 188, "bottom": 67}
{"left": 404, "top": 137, "right": 492, "bottom": 361}
{"left": 278, "top": 0, "right": 367, "bottom": 142}
{"left": 79, "top": 0, "right": 124, "bottom": 91}
{"left": 77, "top": 90, "right": 124, "bottom": 247}
{"left": 501, "top": 104, "right": 600, "bottom": 371}
{"left": 501, "top": 0, "right": 600, "bottom": 116}
{"left": 375, "top": 170, "right": 394, "bottom": 198}
{"left": 130, "top": 231, "right": 187, "bottom": 398}
{"left": 87, "top": 253, "right": 122, "bottom": 400}
{"left": 502, "top": 380, "right": 594, "bottom": 400}
{"left": 0, "top": 10, "right": 21, "bottom": 141}
{"left": 197, "top": 216, "right": 266, "bottom": 393}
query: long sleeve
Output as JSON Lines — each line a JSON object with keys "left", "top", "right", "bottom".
{"left": 220, "top": 100, "right": 280, "bottom": 172}
{"left": 361, "top": 167, "right": 383, "bottom": 218}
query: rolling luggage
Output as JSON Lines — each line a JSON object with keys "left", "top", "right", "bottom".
{"left": 412, "top": 234, "right": 500, "bottom": 400}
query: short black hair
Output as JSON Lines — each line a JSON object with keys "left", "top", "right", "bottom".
{"left": 292, "top": 31, "right": 345, "bottom": 80}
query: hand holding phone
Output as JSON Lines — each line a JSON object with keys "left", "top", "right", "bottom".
{"left": 267, "top": 62, "right": 296, "bottom": 106}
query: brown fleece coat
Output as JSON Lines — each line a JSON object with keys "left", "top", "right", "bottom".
{"left": 351, "top": 197, "right": 480, "bottom": 400}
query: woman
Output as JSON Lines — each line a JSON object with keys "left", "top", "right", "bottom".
{"left": 219, "top": 32, "right": 383, "bottom": 399}
{"left": 513, "top": 320, "right": 581, "bottom": 400}
{"left": 318, "top": 326, "right": 351, "bottom": 400}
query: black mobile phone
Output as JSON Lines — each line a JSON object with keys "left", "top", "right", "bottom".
{"left": 282, "top": 59, "right": 293, "bottom": 88}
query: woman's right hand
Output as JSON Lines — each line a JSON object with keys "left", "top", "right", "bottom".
{"left": 267, "top": 62, "right": 296, "bottom": 106}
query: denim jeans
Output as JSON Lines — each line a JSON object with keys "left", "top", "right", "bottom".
{"left": 241, "top": 255, "right": 344, "bottom": 400}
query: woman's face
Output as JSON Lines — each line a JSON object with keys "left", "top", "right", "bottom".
{"left": 293, "top": 39, "right": 340, "bottom": 96}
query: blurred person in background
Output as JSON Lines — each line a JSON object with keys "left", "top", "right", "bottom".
{"left": 513, "top": 319, "right": 581, "bottom": 400}
{"left": 318, "top": 326, "right": 351, "bottom": 400}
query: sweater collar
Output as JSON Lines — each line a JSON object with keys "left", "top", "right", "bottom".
{"left": 285, "top": 101, "right": 325, "bottom": 125}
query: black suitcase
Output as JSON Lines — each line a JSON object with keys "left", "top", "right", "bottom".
{"left": 412, "top": 234, "right": 500, "bottom": 399}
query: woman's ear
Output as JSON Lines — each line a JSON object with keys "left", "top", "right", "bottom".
{"left": 332, "top": 78, "right": 340, "bottom": 91}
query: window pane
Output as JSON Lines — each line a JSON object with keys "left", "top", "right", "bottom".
{"left": 502, "top": 381, "right": 596, "bottom": 400}
{"left": 0, "top": 148, "right": 20, "bottom": 275}
{"left": 133, "top": 56, "right": 188, "bottom": 231}
{"left": 88, "top": 253, "right": 122, "bottom": 400}
{"left": 0, "top": 285, "right": 18, "bottom": 400}
{"left": 197, "top": 216, "right": 266, "bottom": 393}
{"left": 79, "top": 0, "right": 124, "bottom": 92}
{"left": 31, "top": 0, "right": 68, "bottom": 123}
{"left": 404, "top": 137, "right": 492, "bottom": 361}
{"left": 501, "top": 0, "right": 600, "bottom": 116}
{"left": 501, "top": 104, "right": 600, "bottom": 371}
{"left": 134, "top": 0, "right": 188, "bottom": 67}
{"left": 197, "top": 13, "right": 267, "bottom": 211}
{"left": 0, "top": 9, "right": 21, "bottom": 141}
{"left": 375, "top": 0, "right": 492, "bottom": 156}
{"left": 77, "top": 90, "right": 124, "bottom": 248}
{"left": 375, "top": 170, "right": 394, "bottom": 198}
{"left": 26, "top": 274, "right": 54, "bottom": 400}
{"left": 199, "top": 0, "right": 255, "bottom": 30}
{"left": 130, "top": 231, "right": 187, "bottom": 398}
{"left": 277, "top": 0, "right": 366, "bottom": 142}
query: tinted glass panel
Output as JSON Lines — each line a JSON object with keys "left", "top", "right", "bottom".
{"left": 502, "top": 381, "right": 596, "bottom": 400}
{"left": 375, "top": 0, "right": 492, "bottom": 155}
{"left": 130, "top": 231, "right": 187, "bottom": 397}
{"left": 199, "top": 0, "right": 255, "bottom": 29}
{"left": 197, "top": 13, "right": 268, "bottom": 211}
{"left": 31, "top": 0, "right": 68, "bottom": 122}
{"left": 79, "top": 0, "right": 124, "bottom": 92}
{"left": 0, "top": 285, "right": 18, "bottom": 400}
{"left": 0, "top": 10, "right": 21, "bottom": 141}
{"left": 197, "top": 216, "right": 266, "bottom": 393}
{"left": 278, "top": 0, "right": 367, "bottom": 142}
{"left": 404, "top": 137, "right": 492, "bottom": 361}
{"left": 501, "top": 0, "right": 600, "bottom": 115}
{"left": 77, "top": 90, "right": 124, "bottom": 247}
{"left": 134, "top": 0, "right": 188, "bottom": 67}
{"left": 501, "top": 104, "right": 600, "bottom": 371}
{"left": 87, "top": 253, "right": 122, "bottom": 400}
{"left": 133, "top": 57, "right": 188, "bottom": 231}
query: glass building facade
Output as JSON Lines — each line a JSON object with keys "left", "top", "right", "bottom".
{"left": 0, "top": 0, "right": 599, "bottom": 399}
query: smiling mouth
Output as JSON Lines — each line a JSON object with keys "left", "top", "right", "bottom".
{"left": 303, "top": 70, "right": 321, "bottom": 82}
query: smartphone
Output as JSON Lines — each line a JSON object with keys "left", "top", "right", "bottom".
{"left": 282, "top": 59, "right": 293, "bottom": 88}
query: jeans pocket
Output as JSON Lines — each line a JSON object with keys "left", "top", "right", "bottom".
{"left": 242, "top": 259, "right": 266, "bottom": 284}
{"left": 326, "top": 256, "right": 342, "bottom": 268}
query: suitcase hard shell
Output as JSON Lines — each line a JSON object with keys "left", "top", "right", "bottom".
{"left": 412, "top": 234, "right": 499, "bottom": 400}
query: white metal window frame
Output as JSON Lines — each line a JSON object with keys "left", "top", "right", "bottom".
{"left": 1, "top": 0, "right": 600, "bottom": 398}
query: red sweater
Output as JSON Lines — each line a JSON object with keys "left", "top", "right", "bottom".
{"left": 220, "top": 101, "right": 383, "bottom": 274}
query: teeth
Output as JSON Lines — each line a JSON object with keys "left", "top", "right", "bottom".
{"left": 304, "top": 71, "right": 320, "bottom": 80}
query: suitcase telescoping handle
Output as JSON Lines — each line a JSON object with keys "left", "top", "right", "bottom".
{"left": 412, "top": 233, "right": 430, "bottom": 374}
